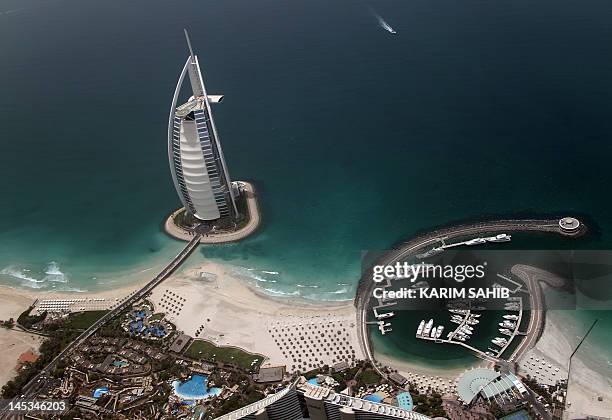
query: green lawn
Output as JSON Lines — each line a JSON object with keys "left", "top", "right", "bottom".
{"left": 184, "top": 339, "right": 264, "bottom": 370}
{"left": 357, "top": 368, "right": 382, "bottom": 387}
{"left": 149, "top": 313, "right": 165, "bottom": 321}
{"left": 66, "top": 311, "right": 108, "bottom": 330}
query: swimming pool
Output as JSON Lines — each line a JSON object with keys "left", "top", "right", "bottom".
{"left": 93, "top": 387, "right": 109, "bottom": 398}
{"left": 397, "top": 391, "right": 413, "bottom": 410}
{"left": 363, "top": 394, "right": 384, "bottom": 403}
{"left": 172, "top": 374, "right": 222, "bottom": 400}
{"left": 307, "top": 378, "right": 320, "bottom": 386}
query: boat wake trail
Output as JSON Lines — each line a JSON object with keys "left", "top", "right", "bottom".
{"left": 368, "top": 6, "right": 396, "bottom": 34}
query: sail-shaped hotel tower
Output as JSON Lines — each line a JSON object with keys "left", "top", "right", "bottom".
{"left": 168, "top": 30, "right": 238, "bottom": 222}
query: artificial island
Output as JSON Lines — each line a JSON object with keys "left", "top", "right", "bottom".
{"left": 164, "top": 30, "right": 261, "bottom": 245}
{"left": 0, "top": 32, "right": 606, "bottom": 420}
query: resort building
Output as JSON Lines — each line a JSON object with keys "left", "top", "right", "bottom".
{"left": 215, "top": 385, "right": 304, "bottom": 420}
{"left": 168, "top": 30, "right": 238, "bottom": 222}
{"left": 298, "top": 382, "right": 431, "bottom": 420}
{"left": 216, "top": 380, "right": 433, "bottom": 420}
{"left": 456, "top": 368, "right": 528, "bottom": 406}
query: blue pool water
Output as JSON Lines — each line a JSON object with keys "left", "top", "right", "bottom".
{"left": 112, "top": 360, "right": 128, "bottom": 367}
{"left": 172, "top": 374, "right": 222, "bottom": 400}
{"left": 363, "top": 394, "right": 384, "bottom": 403}
{"left": 500, "top": 409, "right": 530, "bottom": 420}
{"left": 93, "top": 387, "right": 109, "bottom": 398}
{"left": 397, "top": 392, "right": 413, "bottom": 410}
{"left": 307, "top": 378, "right": 319, "bottom": 386}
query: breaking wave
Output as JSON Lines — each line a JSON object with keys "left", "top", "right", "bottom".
{"left": 256, "top": 284, "right": 301, "bottom": 297}
{"left": 232, "top": 266, "right": 279, "bottom": 283}
{"left": 1, "top": 261, "right": 69, "bottom": 288}
{"left": 43, "top": 261, "right": 67, "bottom": 283}
{"left": 0, "top": 266, "right": 42, "bottom": 284}
{"left": 326, "top": 287, "right": 349, "bottom": 294}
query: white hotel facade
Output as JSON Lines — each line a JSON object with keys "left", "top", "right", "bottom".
{"left": 168, "top": 30, "right": 238, "bottom": 221}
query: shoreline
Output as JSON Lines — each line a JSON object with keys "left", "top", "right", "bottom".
{"left": 147, "top": 261, "right": 365, "bottom": 370}
{"left": 522, "top": 308, "right": 612, "bottom": 418}
{"left": 375, "top": 349, "right": 483, "bottom": 380}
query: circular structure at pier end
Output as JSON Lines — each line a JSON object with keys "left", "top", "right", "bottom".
{"left": 559, "top": 217, "right": 580, "bottom": 233}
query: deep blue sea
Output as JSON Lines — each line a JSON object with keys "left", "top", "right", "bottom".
{"left": 1, "top": 0, "right": 611, "bottom": 370}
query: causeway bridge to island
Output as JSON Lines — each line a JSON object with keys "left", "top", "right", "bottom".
{"left": 355, "top": 218, "right": 584, "bottom": 379}
{"left": 0, "top": 234, "right": 203, "bottom": 417}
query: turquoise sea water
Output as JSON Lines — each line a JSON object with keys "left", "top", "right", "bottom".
{"left": 1, "top": 0, "right": 611, "bottom": 368}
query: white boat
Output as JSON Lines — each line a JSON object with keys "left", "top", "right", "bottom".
{"left": 423, "top": 319, "right": 434, "bottom": 336}
{"left": 416, "top": 320, "right": 425, "bottom": 336}
{"left": 449, "top": 309, "right": 468, "bottom": 314}
{"left": 435, "top": 326, "right": 444, "bottom": 338}
{"left": 492, "top": 337, "right": 508, "bottom": 346}
{"left": 499, "top": 329, "right": 512, "bottom": 336}
{"left": 416, "top": 247, "right": 443, "bottom": 259}
{"left": 465, "top": 238, "right": 487, "bottom": 246}
{"left": 486, "top": 234, "right": 511, "bottom": 243}
{"left": 377, "top": 311, "right": 395, "bottom": 320}
{"left": 376, "top": 16, "right": 397, "bottom": 34}
{"left": 499, "top": 321, "right": 516, "bottom": 329}
{"left": 503, "top": 315, "right": 518, "bottom": 320}
{"left": 430, "top": 326, "right": 438, "bottom": 338}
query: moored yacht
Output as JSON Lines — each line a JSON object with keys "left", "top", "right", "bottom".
{"left": 486, "top": 234, "right": 511, "bottom": 243}
{"left": 416, "top": 320, "right": 425, "bottom": 336}
{"left": 465, "top": 238, "right": 487, "bottom": 245}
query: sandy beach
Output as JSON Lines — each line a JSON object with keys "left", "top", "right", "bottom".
{"left": 148, "top": 261, "right": 364, "bottom": 370}
{"left": 374, "top": 349, "right": 484, "bottom": 396}
{"left": 0, "top": 287, "right": 46, "bottom": 386}
{"left": 518, "top": 309, "right": 612, "bottom": 418}
{"left": 0, "top": 259, "right": 363, "bottom": 386}
{"left": 0, "top": 280, "right": 149, "bottom": 387}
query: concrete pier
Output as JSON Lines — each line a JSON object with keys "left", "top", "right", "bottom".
{"left": 355, "top": 217, "right": 585, "bottom": 378}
